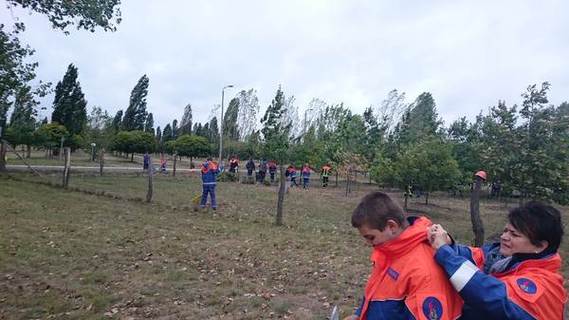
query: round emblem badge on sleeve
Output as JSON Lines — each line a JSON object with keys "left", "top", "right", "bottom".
{"left": 422, "top": 297, "right": 443, "bottom": 320}
{"left": 516, "top": 278, "right": 537, "bottom": 294}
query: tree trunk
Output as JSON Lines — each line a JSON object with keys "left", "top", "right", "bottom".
{"left": 146, "top": 156, "right": 154, "bottom": 202}
{"left": 470, "top": 176, "right": 485, "bottom": 246}
{"left": 0, "top": 141, "right": 7, "bottom": 172}
{"left": 62, "top": 147, "right": 71, "bottom": 188}
{"left": 26, "top": 145, "right": 31, "bottom": 158}
{"left": 404, "top": 193, "right": 408, "bottom": 210}
{"left": 173, "top": 153, "right": 177, "bottom": 177}
{"left": 276, "top": 165, "right": 286, "bottom": 226}
{"left": 425, "top": 192, "right": 429, "bottom": 205}
{"left": 99, "top": 148, "right": 105, "bottom": 176}
{"left": 131, "top": 153, "right": 134, "bottom": 162}
{"left": 335, "top": 170, "right": 339, "bottom": 187}
{"left": 345, "top": 172, "right": 350, "bottom": 197}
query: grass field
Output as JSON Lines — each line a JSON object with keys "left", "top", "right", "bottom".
{"left": 1, "top": 172, "right": 568, "bottom": 319}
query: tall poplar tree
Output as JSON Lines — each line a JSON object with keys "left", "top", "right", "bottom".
{"left": 122, "top": 75, "right": 149, "bottom": 131}
{"left": 51, "top": 63, "right": 87, "bottom": 135}
{"left": 180, "top": 104, "right": 193, "bottom": 135}
{"left": 111, "top": 110, "right": 123, "bottom": 132}
{"left": 223, "top": 98, "right": 240, "bottom": 140}
{"left": 144, "top": 112, "right": 154, "bottom": 135}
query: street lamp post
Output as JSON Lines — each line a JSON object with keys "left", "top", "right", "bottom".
{"left": 90, "top": 143, "right": 97, "bottom": 162}
{"left": 219, "top": 84, "right": 234, "bottom": 165}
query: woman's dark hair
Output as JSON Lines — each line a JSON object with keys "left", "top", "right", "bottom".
{"left": 352, "top": 192, "right": 405, "bottom": 231}
{"left": 508, "top": 201, "right": 564, "bottom": 252}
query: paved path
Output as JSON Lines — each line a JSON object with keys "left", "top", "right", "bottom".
{"left": 5, "top": 165, "right": 200, "bottom": 173}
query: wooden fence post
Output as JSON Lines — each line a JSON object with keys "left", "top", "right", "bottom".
{"left": 470, "top": 175, "right": 485, "bottom": 246}
{"left": 146, "top": 155, "right": 153, "bottom": 202}
{"left": 99, "top": 148, "right": 105, "bottom": 176}
{"left": 173, "top": 153, "right": 177, "bottom": 177}
{"left": 62, "top": 147, "right": 71, "bottom": 188}
{"left": 0, "top": 140, "right": 7, "bottom": 172}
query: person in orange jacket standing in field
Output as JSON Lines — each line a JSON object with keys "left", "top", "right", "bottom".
{"left": 199, "top": 157, "right": 220, "bottom": 210}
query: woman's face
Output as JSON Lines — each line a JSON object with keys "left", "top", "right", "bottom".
{"left": 499, "top": 223, "right": 544, "bottom": 256}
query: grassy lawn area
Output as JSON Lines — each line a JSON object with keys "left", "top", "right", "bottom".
{"left": 1, "top": 173, "right": 568, "bottom": 319}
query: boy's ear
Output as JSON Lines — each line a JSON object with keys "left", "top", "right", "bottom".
{"left": 386, "top": 219, "right": 399, "bottom": 230}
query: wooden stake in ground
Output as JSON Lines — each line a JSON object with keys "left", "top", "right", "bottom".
{"left": 99, "top": 148, "right": 105, "bottom": 176}
{"left": 0, "top": 140, "right": 6, "bottom": 172}
{"left": 276, "top": 165, "right": 286, "bottom": 226}
{"left": 62, "top": 147, "right": 71, "bottom": 188}
{"left": 470, "top": 172, "right": 486, "bottom": 246}
{"left": 173, "top": 153, "right": 177, "bottom": 177}
{"left": 146, "top": 156, "right": 153, "bottom": 202}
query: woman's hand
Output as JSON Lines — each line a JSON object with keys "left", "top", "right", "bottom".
{"left": 428, "top": 224, "right": 451, "bottom": 249}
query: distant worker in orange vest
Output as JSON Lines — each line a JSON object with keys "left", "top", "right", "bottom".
{"left": 200, "top": 157, "right": 220, "bottom": 210}
{"left": 301, "top": 163, "right": 312, "bottom": 189}
{"left": 321, "top": 163, "right": 332, "bottom": 187}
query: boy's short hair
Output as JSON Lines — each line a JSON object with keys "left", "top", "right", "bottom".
{"left": 508, "top": 201, "right": 564, "bottom": 252}
{"left": 352, "top": 192, "right": 406, "bottom": 231}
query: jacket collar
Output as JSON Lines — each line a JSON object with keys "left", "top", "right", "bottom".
{"left": 370, "top": 216, "right": 431, "bottom": 263}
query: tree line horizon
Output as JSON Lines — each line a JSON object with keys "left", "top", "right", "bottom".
{"left": 3, "top": 62, "right": 568, "bottom": 205}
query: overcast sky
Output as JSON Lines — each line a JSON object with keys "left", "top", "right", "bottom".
{"left": 3, "top": 0, "right": 569, "bottom": 129}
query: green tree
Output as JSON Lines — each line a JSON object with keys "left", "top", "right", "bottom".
{"left": 111, "top": 110, "right": 123, "bottom": 132}
{"left": 223, "top": 97, "right": 240, "bottom": 140}
{"left": 395, "top": 92, "right": 442, "bottom": 146}
{"left": 83, "top": 105, "right": 112, "bottom": 150}
{"left": 111, "top": 130, "right": 156, "bottom": 161}
{"left": 208, "top": 117, "right": 219, "bottom": 145}
{"left": 6, "top": 0, "right": 121, "bottom": 33}
{"left": 162, "top": 124, "right": 173, "bottom": 143}
{"left": 5, "top": 86, "right": 37, "bottom": 156}
{"left": 261, "top": 86, "right": 292, "bottom": 226}
{"left": 179, "top": 104, "right": 193, "bottom": 135}
{"left": 155, "top": 126, "right": 162, "bottom": 144}
{"left": 34, "top": 122, "right": 69, "bottom": 154}
{"left": 447, "top": 116, "right": 483, "bottom": 182}
{"left": 172, "top": 119, "right": 179, "bottom": 139}
{"left": 363, "top": 106, "right": 383, "bottom": 163}
{"left": 122, "top": 75, "right": 149, "bottom": 131}
{"left": 372, "top": 139, "right": 460, "bottom": 205}
{"left": 51, "top": 63, "right": 87, "bottom": 135}
{"left": 144, "top": 112, "right": 154, "bottom": 135}
{"left": 170, "top": 134, "right": 210, "bottom": 163}
{"left": 1, "top": 0, "right": 119, "bottom": 139}
{"left": 237, "top": 89, "right": 260, "bottom": 140}
{"left": 516, "top": 82, "right": 568, "bottom": 203}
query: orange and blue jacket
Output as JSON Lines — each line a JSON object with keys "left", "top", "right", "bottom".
{"left": 201, "top": 160, "right": 219, "bottom": 185}
{"left": 355, "top": 216, "right": 463, "bottom": 320}
{"left": 435, "top": 242, "right": 567, "bottom": 319}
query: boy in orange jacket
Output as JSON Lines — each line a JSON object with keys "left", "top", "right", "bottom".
{"left": 344, "top": 192, "right": 463, "bottom": 320}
